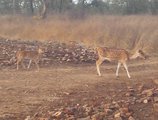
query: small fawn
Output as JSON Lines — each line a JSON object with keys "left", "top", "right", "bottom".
{"left": 16, "top": 47, "right": 44, "bottom": 71}
{"left": 96, "top": 47, "right": 146, "bottom": 78}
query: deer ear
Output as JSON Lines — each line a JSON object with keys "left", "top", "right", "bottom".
{"left": 138, "top": 49, "right": 143, "bottom": 53}
{"left": 138, "top": 50, "right": 146, "bottom": 56}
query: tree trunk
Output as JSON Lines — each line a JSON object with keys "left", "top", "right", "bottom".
{"left": 12, "top": 0, "right": 19, "bottom": 14}
{"left": 29, "top": 0, "right": 34, "bottom": 15}
{"left": 59, "top": 0, "right": 63, "bottom": 13}
{"left": 40, "top": 0, "right": 47, "bottom": 19}
{"left": 81, "top": 0, "right": 86, "bottom": 18}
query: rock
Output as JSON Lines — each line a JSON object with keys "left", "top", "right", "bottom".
{"left": 143, "top": 97, "right": 151, "bottom": 104}
{"left": 127, "top": 87, "right": 134, "bottom": 92}
{"left": 138, "top": 85, "right": 144, "bottom": 91}
{"left": 127, "top": 86, "right": 133, "bottom": 89}
{"left": 153, "top": 103, "right": 158, "bottom": 112}
{"left": 125, "top": 92, "right": 134, "bottom": 97}
{"left": 62, "top": 57, "right": 67, "bottom": 61}
{"left": 153, "top": 79, "right": 158, "bottom": 85}
{"left": 136, "top": 99, "right": 143, "bottom": 103}
{"left": 155, "top": 88, "right": 158, "bottom": 92}
{"left": 51, "top": 111, "right": 64, "bottom": 119}
{"left": 115, "top": 116, "right": 123, "bottom": 120}
{"left": 114, "top": 112, "right": 121, "bottom": 118}
{"left": 66, "top": 115, "right": 76, "bottom": 120}
{"left": 64, "top": 107, "right": 78, "bottom": 115}
{"left": 154, "top": 97, "right": 158, "bottom": 103}
{"left": 77, "top": 116, "right": 91, "bottom": 120}
{"left": 119, "top": 107, "right": 129, "bottom": 114}
{"left": 125, "top": 112, "right": 132, "bottom": 118}
{"left": 39, "top": 118, "right": 49, "bottom": 120}
{"left": 91, "top": 112, "right": 105, "bottom": 120}
{"left": 119, "top": 107, "right": 131, "bottom": 118}
{"left": 104, "top": 108, "right": 113, "bottom": 115}
{"left": 67, "top": 59, "right": 71, "bottom": 62}
{"left": 84, "top": 106, "right": 94, "bottom": 116}
{"left": 141, "top": 89, "right": 154, "bottom": 97}
{"left": 104, "top": 103, "right": 111, "bottom": 109}
{"left": 24, "top": 116, "right": 31, "bottom": 120}
{"left": 143, "top": 99, "right": 148, "bottom": 104}
{"left": 109, "top": 102, "right": 120, "bottom": 110}
{"left": 128, "top": 116, "right": 135, "bottom": 120}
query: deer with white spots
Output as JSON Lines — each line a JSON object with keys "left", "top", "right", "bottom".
{"left": 96, "top": 47, "right": 146, "bottom": 78}
{"left": 16, "top": 47, "right": 44, "bottom": 71}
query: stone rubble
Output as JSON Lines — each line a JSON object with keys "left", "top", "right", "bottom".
{"left": 0, "top": 39, "right": 97, "bottom": 68}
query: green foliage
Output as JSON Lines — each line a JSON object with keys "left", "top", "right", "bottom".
{"left": 0, "top": 0, "right": 157, "bottom": 16}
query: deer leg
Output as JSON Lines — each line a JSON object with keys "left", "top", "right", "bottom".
{"left": 34, "top": 60, "right": 39, "bottom": 71}
{"left": 17, "top": 60, "right": 20, "bottom": 70}
{"left": 116, "top": 62, "right": 121, "bottom": 77}
{"left": 21, "top": 61, "right": 26, "bottom": 69}
{"left": 27, "top": 60, "right": 32, "bottom": 69}
{"left": 17, "top": 58, "right": 22, "bottom": 70}
{"left": 96, "top": 58, "right": 104, "bottom": 76}
{"left": 123, "top": 63, "right": 131, "bottom": 78}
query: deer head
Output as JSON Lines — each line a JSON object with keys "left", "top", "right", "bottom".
{"left": 136, "top": 50, "right": 147, "bottom": 59}
{"left": 37, "top": 46, "right": 44, "bottom": 54}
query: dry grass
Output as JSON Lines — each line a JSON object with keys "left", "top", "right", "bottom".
{"left": 0, "top": 15, "right": 158, "bottom": 54}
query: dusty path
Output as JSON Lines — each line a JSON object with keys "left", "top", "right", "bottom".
{"left": 0, "top": 57, "right": 158, "bottom": 120}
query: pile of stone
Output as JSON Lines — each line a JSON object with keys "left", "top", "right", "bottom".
{"left": 0, "top": 38, "right": 97, "bottom": 68}
{"left": 44, "top": 41, "right": 96, "bottom": 64}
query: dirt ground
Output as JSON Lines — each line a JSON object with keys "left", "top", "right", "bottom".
{"left": 0, "top": 57, "right": 158, "bottom": 120}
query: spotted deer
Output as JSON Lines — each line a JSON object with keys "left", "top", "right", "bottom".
{"left": 16, "top": 47, "right": 44, "bottom": 71}
{"left": 96, "top": 47, "right": 146, "bottom": 78}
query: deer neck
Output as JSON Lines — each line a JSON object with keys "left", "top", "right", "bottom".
{"left": 129, "top": 51, "right": 138, "bottom": 60}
